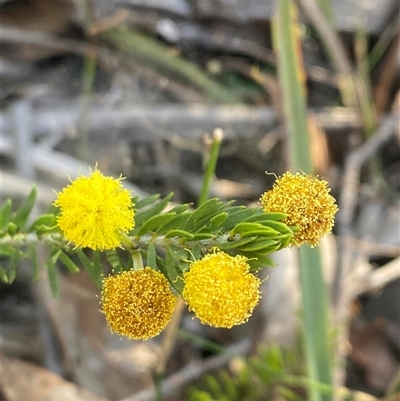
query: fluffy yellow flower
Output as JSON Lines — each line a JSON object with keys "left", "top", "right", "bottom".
{"left": 260, "top": 172, "right": 338, "bottom": 247}
{"left": 101, "top": 268, "right": 177, "bottom": 340}
{"left": 54, "top": 169, "right": 134, "bottom": 250}
{"left": 183, "top": 250, "right": 260, "bottom": 328}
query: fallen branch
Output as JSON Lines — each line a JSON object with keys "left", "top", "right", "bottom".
{"left": 353, "top": 257, "right": 400, "bottom": 297}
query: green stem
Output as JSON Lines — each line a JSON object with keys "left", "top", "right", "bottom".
{"left": 197, "top": 128, "right": 224, "bottom": 207}
{"left": 274, "top": 2, "right": 333, "bottom": 400}
{"left": 131, "top": 249, "right": 144, "bottom": 270}
{"left": 273, "top": 3, "right": 311, "bottom": 171}
{"left": 0, "top": 231, "right": 287, "bottom": 255}
{"left": 299, "top": 246, "right": 333, "bottom": 400}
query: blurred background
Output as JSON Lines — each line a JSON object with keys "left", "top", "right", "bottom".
{"left": 0, "top": 0, "right": 399, "bottom": 400}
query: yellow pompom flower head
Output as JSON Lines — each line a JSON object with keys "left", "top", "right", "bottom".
{"left": 260, "top": 172, "right": 338, "bottom": 247}
{"left": 183, "top": 250, "right": 261, "bottom": 328}
{"left": 54, "top": 168, "right": 135, "bottom": 250}
{"left": 101, "top": 267, "right": 177, "bottom": 340}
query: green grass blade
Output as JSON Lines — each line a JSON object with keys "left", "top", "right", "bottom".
{"left": 274, "top": 2, "right": 333, "bottom": 401}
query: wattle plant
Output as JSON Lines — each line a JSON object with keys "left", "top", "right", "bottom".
{"left": 0, "top": 166, "right": 337, "bottom": 340}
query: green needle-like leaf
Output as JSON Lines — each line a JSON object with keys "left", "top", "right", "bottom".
{"left": 46, "top": 249, "right": 62, "bottom": 297}
{"left": 28, "top": 214, "right": 57, "bottom": 233}
{"left": 233, "top": 222, "right": 280, "bottom": 237}
{"left": 208, "top": 212, "right": 228, "bottom": 232}
{"left": 77, "top": 249, "right": 96, "bottom": 280}
{"left": 262, "top": 220, "right": 293, "bottom": 235}
{"left": 0, "top": 199, "right": 12, "bottom": 229}
{"left": 218, "top": 236, "right": 256, "bottom": 250}
{"left": 238, "top": 239, "right": 279, "bottom": 252}
{"left": 13, "top": 186, "right": 37, "bottom": 230}
{"left": 106, "top": 250, "right": 122, "bottom": 274}
{"left": 134, "top": 194, "right": 160, "bottom": 210}
{"left": 134, "top": 193, "right": 173, "bottom": 227}
{"left": 137, "top": 212, "right": 176, "bottom": 236}
{"left": 221, "top": 207, "right": 260, "bottom": 231}
{"left": 156, "top": 212, "right": 191, "bottom": 234}
{"left": 0, "top": 266, "right": 8, "bottom": 283}
{"left": 165, "top": 247, "right": 183, "bottom": 293}
{"left": 59, "top": 252, "right": 80, "bottom": 274}
{"left": 166, "top": 204, "right": 190, "bottom": 214}
{"left": 245, "top": 212, "right": 287, "bottom": 222}
{"left": 92, "top": 251, "right": 103, "bottom": 289}
{"left": 8, "top": 250, "right": 20, "bottom": 284}
{"left": 0, "top": 244, "right": 15, "bottom": 257}
{"left": 184, "top": 198, "right": 223, "bottom": 230}
{"left": 29, "top": 246, "right": 40, "bottom": 281}
{"left": 147, "top": 242, "right": 157, "bottom": 270}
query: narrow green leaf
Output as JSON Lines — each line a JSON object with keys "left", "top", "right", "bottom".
{"left": 248, "top": 257, "right": 276, "bottom": 271}
{"left": 242, "top": 228, "right": 281, "bottom": 238}
{"left": 194, "top": 225, "right": 209, "bottom": 233}
{"left": 238, "top": 239, "right": 278, "bottom": 252}
{"left": 0, "top": 244, "right": 16, "bottom": 257}
{"left": 168, "top": 244, "right": 189, "bottom": 263}
{"left": 190, "top": 200, "right": 227, "bottom": 232}
{"left": 106, "top": 250, "right": 122, "bottom": 274}
{"left": 0, "top": 266, "right": 8, "bottom": 283}
{"left": 165, "top": 247, "right": 183, "bottom": 293}
{"left": 166, "top": 204, "right": 190, "bottom": 214}
{"left": 134, "top": 193, "right": 173, "bottom": 227}
{"left": 77, "top": 249, "right": 95, "bottom": 277}
{"left": 221, "top": 207, "right": 259, "bottom": 231}
{"left": 218, "top": 236, "right": 257, "bottom": 250}
{"left": 245, "top": 212, "right": 287, "bottom": 222}
{"left": 59, "top": 252, "right": 80, "bottom": 274}
{"left": 262, "top": 220, "right": 293, "bottom": 234}
{"left": 166, "top": 247, "right": 177, "bottom": 282}
{"left": 28, "top": 214, "right": 57, "bottom": 232}
{"left": 50, "top": 249, "right": 62, "bottom": 264}
{"left": 8, "top": 250, "right": 20, "bottom": 284}
{"left": 208, "top": 212, "right": 228, "bottom": 231}
{"left": 0, "top": 199, "right": 12, "bottom": 228}
{"left": 126, "top": 251, "right": 134, "bottom": 270}
{"left": 165, "top": 229, "right": 194, "bottom": 240}
{"left": 131, "top": 195, "right": 139, "bottom": 206}
{"left": 191, "top": 243, "right": 202, "bottom": 261}
{"left": 278, "top": 233, "right": 293, "bottom": 249}
{"left": 232, "top": 222, "right": 266, "bottom": 233}
{"left": 178, "top": 260, "right": 190, "bottom": 273}
{"left": 184, "top": 198, "right": 221, "bottom": 229}
{"left": 156, "top": 254, "right": 168, "bottom": 278}
{"left": 29, "top": 246, "right": 40, "bottom": 281}
{"left": 156, "top": 212, "right": 191, "bottom": 233}
{"left": 36, "top": 224, "right": 57, "bottom": 236}
{"left": 147, "top": 242, "right": 157, "bottom": 270}
{"left": 134, "top": 193, "right": 160, "bottom": 210}
{"left": 255, "top": 241, "right": 282, "bottom": 255}
{"left": 47, "top": 255, "right": 59, "bottom": 297}
{"left": 233, "top": 222, "right": 280, "bottom": 238}
{"left": 13, "top": 186, "right": 37, "bottom": 230}
{"left": 137, "top": 212, "right": 176, "bottom": 236}
{"left": 197, "top": 129, "right": 223, "bottom": 207}
{"left": 92, "top": 251, "right": 103, "bottom": 289}
{"left": 241, "top": 251, "right": 277, "bottom": 268}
